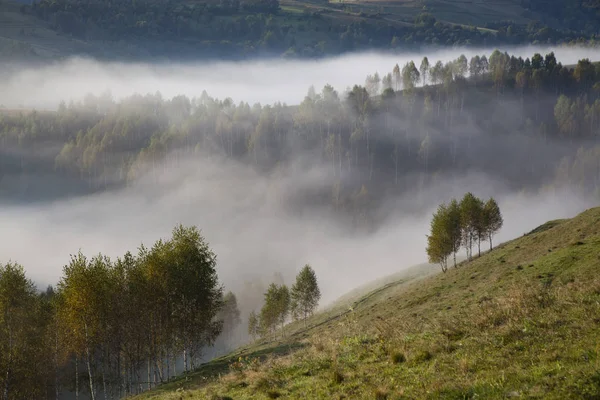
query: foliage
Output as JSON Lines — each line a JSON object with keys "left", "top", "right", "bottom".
{"left": 290, "top": 264, "right": 321, "bottom": 325}
{"left": 260, "top": 283, "right": 290, "bottom": 337}
{"left": 427, "top": 193, "right": 502, "bottom": 271}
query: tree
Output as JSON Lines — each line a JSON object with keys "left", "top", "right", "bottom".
{"left": 402, "top": 61, "right": 420, "bottom": 93}
{"left": 260, "top": 283, "right": 290, "bottom": 337}
{"left": 426, "top": 203, "right": 452, "bottom": 272}
{"left": 218, "top": 292, "right": 241, "bottom": 343}
{"left": 483, "top": 198, "right": 503, "bottom": 250}
{"left": 392, "top": 63, "right": 401, "bottom": 91}
{"left": 454, "top": 54, "right": 468, "bottom": 78}
{"left": 420, "top": 57, "right": 430, "bottom": 86}
{"left": 0, "top": 262, "right": 47, "bottom": 400}
{"left": 459, "top": 192, "right": 482, "bottom": 261}
{"left": 446, "top": 199, "right": 462, "bottom": 269}
{"left": 290, "top": 264, "right": 321, "bottom": 326}
{"left": 247, "top": 311, "right": 259, "bottom": 340}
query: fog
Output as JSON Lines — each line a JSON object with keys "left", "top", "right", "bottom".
{"left": 1, "top": 45, "right": 599, "bottom": 109}
{"left": 0, "top": 152, "right": 592, "bottom": 310}
{"left": 0, "top": 45, "right": 597, "bottom": 314}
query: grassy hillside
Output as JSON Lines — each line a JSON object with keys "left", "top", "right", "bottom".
{"left": 136, "top": 206, "right": 600, "bottom": 399}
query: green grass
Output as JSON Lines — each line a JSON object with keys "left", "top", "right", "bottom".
{"left": 135, "top": 206, "right": 600, "bottom": 399}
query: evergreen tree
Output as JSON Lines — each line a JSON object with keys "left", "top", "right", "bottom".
{"left": 290, "top": 264, "right": 321, "bottom": 326}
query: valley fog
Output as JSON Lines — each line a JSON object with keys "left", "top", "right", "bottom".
{"left": 0, "top": 153, "right": 592, "bottom": 309}
{"left": 1, "top": 45, "right": 599, "bottom": 109}
{"left": 0, "top": 45, "right": 597, "bottom": 312}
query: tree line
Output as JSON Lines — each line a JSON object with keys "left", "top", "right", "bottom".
{"left": 0, "top": 225, "right": 244, "bottom": 399}
{"left": 1, "top": 51, "right": 600, "bottom": 224}
{"left": 248, "top": 264, "right": 321, "bottom": 339}
{"left": 426, "top": 193, "right": 503, "bottom": 272}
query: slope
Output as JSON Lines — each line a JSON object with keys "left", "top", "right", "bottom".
{"left": 135, "top": 206, "right": 600, "bottom": 399}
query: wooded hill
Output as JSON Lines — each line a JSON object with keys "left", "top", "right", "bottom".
{"left": 1, "top": 50, "right": 600, "bottom": 227}
{"left": 1, "top": 0, "right": 600, "bottom": 61}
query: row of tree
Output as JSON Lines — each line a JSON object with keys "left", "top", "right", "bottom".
{"left": 0, "top": 225, "right": 243, "bottom": 399}
{"left": 248, "top": 264, "right": 321, "bottom": 339}
{"left": 426, "top": 194, "right": 503, "bottom": 272}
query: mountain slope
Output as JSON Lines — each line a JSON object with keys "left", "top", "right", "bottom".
{"left": 136, "top": 206, "right": 600, "bottom": 399}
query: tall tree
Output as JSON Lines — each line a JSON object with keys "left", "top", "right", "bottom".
{"left": 426, "top": 203, "right": 452, "bottom": 272}
{"left": 483, "top": 198, "right": 503, "bottom": 250}
{"left": 290, "top": 264, "right": 321, "bottom": 326}
{"left": 247, "top": 311, "right": 259, "bottom": 340}
{"left": 420, "top": 57, "right": 430, "bottom": 86}
{"left": 459, "top": 192, "right": 482, "bottom": 261}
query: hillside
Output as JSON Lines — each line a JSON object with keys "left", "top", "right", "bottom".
{"left": 0, "top": 0, "right": 598, "bottom": 61}
{"left": 136, "top": 207, "right": 600, "bottom": 399}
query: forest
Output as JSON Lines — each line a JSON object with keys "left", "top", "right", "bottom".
{"left": 9, "top": 0, "right": 599, "bottom": 61}
{"left": 1, "top": 50, "right": 599, "bottom": 226}
{"left": 0, "top": 224, "right": 320, "bottom": 399}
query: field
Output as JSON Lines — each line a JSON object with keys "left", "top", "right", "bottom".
{"left": 132, "top": 207, "right": 600, "bottom": 399}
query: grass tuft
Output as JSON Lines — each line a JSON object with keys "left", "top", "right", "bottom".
{"left": 374, "top": 387, "right": 389, "bottom": 399}
{"left": 331, "top": 369, "right": 344, "bottom": 384}
{"left": 391, "top": 352, "right": 406, "bottom": 364}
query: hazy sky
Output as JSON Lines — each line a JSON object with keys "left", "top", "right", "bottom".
{"left": 1, "top": 45, "right": 599, "bottom": 109}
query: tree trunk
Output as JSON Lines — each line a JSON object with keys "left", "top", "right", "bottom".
{"left": 183, "top": 349, "right": 188, "bottom": 374}
{"left": 489, "top": 234, "right": 493, "bottom": 251}
{"left": 75, "top": 356, "right": 79, "bottom": 400}
{"left": 55, "top": 324, "right": 59, "bottom": 400}
{"left": 84, "top": 323, "right": 96, "bottom": 400}
{"left": 166, "top": 350, "right": 170, "bottom": 382}
{"left": 4, "top": 316, "right": 12, "bottom": 400}
{"left": 102, "top": 371, "right": 107, "bottom": 400}
{"left": 147, "top": 359, "right": 151, "bottom": 390}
